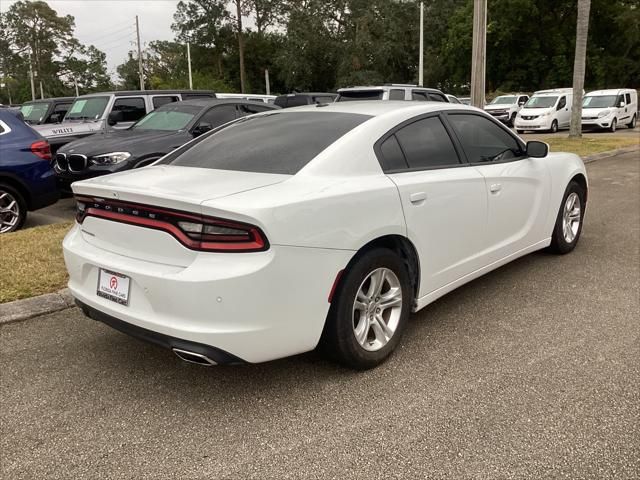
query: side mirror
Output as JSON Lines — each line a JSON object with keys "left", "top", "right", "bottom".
{"left": 619, "top": 101, "right": 626, "bottom": 107}
{"left": 107, "top": 110, "right": 124, "bottom": 126}
{"left": 526, "top": 140, "right": 548, "bottom": 158}
{"left": 192, "top": 122, "right": 213, "bottom": 137}
{"left": 518, "top": 101, "right": 525, "bottom": 107}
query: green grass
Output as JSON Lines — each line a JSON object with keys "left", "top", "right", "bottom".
{"left": 0, "top": 222, "right": 73, "bottom": 304}
{"left": 544, "top": 136, "right": 639, "bottom": 157}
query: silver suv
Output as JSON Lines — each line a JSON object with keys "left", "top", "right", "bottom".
{"left": 336, "top": 84, "right": 449, "bottom": 103}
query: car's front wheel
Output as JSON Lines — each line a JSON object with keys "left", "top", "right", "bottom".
{"left": 320, "top": 248, "right": 412, "bottom": 369}
{"left": 509, "top": 112, "right": 517, "bottom": 127}
{"left": 609, "top": 118, "right": 617, "bottom": 132}
{"left": 0, "top": 183, "right": 27, "bottom": 234}
{"left": 548, "top": 181, "right": 586, "bottom": 254}
{"left": 627, "top": 114, "right": 636, "bottom": 129}
{"left": 550, "top": 120, "right": 558, "bottom": 133}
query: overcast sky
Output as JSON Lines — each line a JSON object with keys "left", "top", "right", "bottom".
{"left": 1, "top": 0, "right": 181, "bottom": 75}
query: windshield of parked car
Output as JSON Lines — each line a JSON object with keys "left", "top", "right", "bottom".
{"left": 582, "top": 95, "right": 617, "bottom": 108}
{"left": 162, "top": 112, "right": 371, "bottom": 174}
{"left": 524, "top": 96, "right": 558, "bottom": 108}
{"left": 64, "top": 96, "right": 110, "bottom": 121}
{"left": 132, "top": 105, "right": 199, "bottom": 131}
{"left": 490, "top": 96, "right": 517, "bottom": 105}
{"left": 336, "top": 91, "right": 384, "bottom": 101}
{"left": 20, "top": 102, "right": 51, "bottom": 123}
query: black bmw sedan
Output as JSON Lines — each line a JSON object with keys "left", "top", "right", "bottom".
{"left": 53, "top": 99, "right": 278, "bottom": 191}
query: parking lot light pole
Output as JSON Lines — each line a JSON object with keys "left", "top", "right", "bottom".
{"left": 187, "top": 42, "right": 193, "bottom": 90}
{"left": 136, "top": 15, "right": 144, "bottom": 91}
{"left": 470, "top": 0, "right": 487, "bottom": 108}
{"left": 418, "top": 2, "right": 424, "bottom": 86}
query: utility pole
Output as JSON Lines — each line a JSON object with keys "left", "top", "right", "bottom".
{"left": 39, "top": 80, "right": 44, "bottom": 99}
{"left": 470, "top": 0, "right": 487, "bottom": 108}
{"left": 135, "top": 15, "right": 144, "bottom": 90}
{"left": 418, "top": 2, "right": 424, "bottom": 86}
{"left": 73, "top": 76, "right": 79, "bottom": 97}
{"left": 265, "top": 69, "right": 270, "bottom": 95}
{"left": 569, "top": 0, "right": 591, "bottom": 138}
{"left": 236, "top": 0, "right": 246, "bottom": 93}
{"left": 28, "top": 51, "right": 36, "bottom": 101}
{"left": 187, "top": 42, "right": 193, "bottom": 90}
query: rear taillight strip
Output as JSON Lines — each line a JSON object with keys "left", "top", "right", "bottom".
{"left": 76, "top": 196, "right": 268, "bottom": 252}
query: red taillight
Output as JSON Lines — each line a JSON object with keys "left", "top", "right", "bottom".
{"left": 31, "top": 140, "right": 51, "bottom": 161}
{"left": 75, "top": 196, "right": 268, "bottom": 252}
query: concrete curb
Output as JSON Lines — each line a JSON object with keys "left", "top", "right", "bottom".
{"left": 1, "top": 144, "right": 637, "bottom": 326}
{"left": 0, "top": 288, "right": 75, "bottom": 325}
{"left": 582, "top": 144, "right": 639, "bottom": 164}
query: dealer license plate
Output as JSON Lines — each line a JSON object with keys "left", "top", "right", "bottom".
{"left": 97, "top": 269, "right": 131, "bottom": 306}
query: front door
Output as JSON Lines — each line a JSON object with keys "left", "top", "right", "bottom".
{"left": 556, "top": 95, "right": 571, "bottom": 128}
{"left": 446, "top": 112, "right": 551, "bottom": 263}
{"left": 377, "top": 114, "right": 488, "bottom": 297}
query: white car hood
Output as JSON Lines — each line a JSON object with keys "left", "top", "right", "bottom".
{"left": 485, "top": 104, "right": 513, "bottom": 111}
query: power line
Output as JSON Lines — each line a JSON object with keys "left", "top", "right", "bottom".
{"left": 83, "top": 25, "right": 135, "bottom": 45}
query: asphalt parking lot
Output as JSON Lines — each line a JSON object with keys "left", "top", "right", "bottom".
{"left": 1, "top": 151, "right": 638, "bottom": 479}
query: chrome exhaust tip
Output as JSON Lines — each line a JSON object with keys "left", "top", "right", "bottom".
{"left": 172, "top": 348, "right": 217, "bottom": 366}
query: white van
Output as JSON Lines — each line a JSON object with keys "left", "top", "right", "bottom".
{"left": 581, "top": 89, "right": 637, "bottom": 131}
{"left": 514, "top": 88, "right": 575, "bottom": 133}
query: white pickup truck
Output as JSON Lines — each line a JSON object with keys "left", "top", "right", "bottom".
{"left": 484, "top": 94, "right": 529, "bottom": 126}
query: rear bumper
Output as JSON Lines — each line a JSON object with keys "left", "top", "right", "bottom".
{"left": 63, "top": 223, "right": 354, "bottom": 363}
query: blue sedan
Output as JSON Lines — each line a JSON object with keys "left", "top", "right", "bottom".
{"left": 0, "top": 110, "right": 59, "bottom": 233}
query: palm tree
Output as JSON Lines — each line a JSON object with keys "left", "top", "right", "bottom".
{"left": 569, "top": 0, "right": 591, "bottom": 138}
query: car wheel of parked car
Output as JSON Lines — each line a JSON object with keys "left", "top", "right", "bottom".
{"left": 320, "top": 248, "right": 412, "bottom": 369}
{"left": 547, "top": 181, "right": 585, "bottom": 255}
{"left": 0, "top": 183, "right": 27, "bottom": 234}
{"left": 627, "top": 115, "right": 636, "bottom": 129}
{"left": 609, "top": 118, "right": 617, "bottom": 132}
{"left": 550, "top": 120, "right": 558, "bottom": 133}
{"left": 509, "top": 113, "right": 517, "bottom": 127}
{"left": 516, "top": 129, "right": 524, "bottom": 134}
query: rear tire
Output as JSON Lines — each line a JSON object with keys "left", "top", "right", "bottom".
{"left": 547, "top": 181, "right": 586, "bottom": 254}
{"left": 628, "top": 114, "right": 636, "bottom": 129}
{"left": 0, "top": 183, "right": 27, "bottom": 234}
{"left": 550, "top": 120, "right": 558, "bottom": 133}
{"left": 320, "top": 248, "right": 412, "bottom": 369}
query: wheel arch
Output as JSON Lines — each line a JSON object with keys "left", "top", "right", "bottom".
{"left": 0, "top": 174, "right": 31, "bottom": 209}
{"left": 570, "top": 173, "right": 588, "bottom": 203}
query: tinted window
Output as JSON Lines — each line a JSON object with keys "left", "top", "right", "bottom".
{"left": 112, "top": 97, "right": 146, "bottom": 122}
{"left": 411, "top": 91, "right": 429, "bottom": 101}
{"left": 448, "top": 113, "right": 523, "bottom": 163}
{"left": 557, "top": 96, "right": 566, "bottom": 110}
{"left": 389, "top": 89, "right": 405, "bottom": 100}
{"left": 153, "top": 96, "right": 179, "bottom": 108}
{"left": 181, "top": 93, "right": 215, "bottom": 100}
{"left": 196, "top": 105, "right": 238, "bottom": 128}
{"left": 166, "top": 112, "right": 371, "bottom": 174}
{"left": 428, "top": 93, "right": 447, "bottom": 102}
{"left": 337, "top": 91, "right": 383, "bottom": 101}
{"left": 286, "top": 96, "right": 310, "bottom": 107}
{"left": 238, "top": 104, "right": 272, "bottom": 115}
{"left": 394, "top": 116, "right": 460, "bottom": 169}
{"left": 53, "top": 103, "right": 71, "bottom": 115}
{"left": 378, "top": 135, "right": 408, "bottom": 171}
{"left": 625, "top": 93, "right": 631, "bottom": 104}
{"left": 314, "top": 96, "right": 336, "bottom": 104}
{"left": 617, "top": 94, "right": 625, "bottom": 105}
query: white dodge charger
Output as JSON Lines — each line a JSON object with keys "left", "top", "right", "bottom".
{"left": 63, "top": 102, "right": 587, "bottom": 369}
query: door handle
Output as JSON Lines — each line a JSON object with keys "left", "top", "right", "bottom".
{"left": 490, "top": 183, "right": 502, "bottom": 193}
{"left": 410, "top": 192, "right": 427, "bottom": 204}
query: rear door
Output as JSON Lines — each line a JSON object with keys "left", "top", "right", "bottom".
{"left": 379, "top": 114, "right": 488, "bottom": 297}
{"left": 446, "top": 112, "right": 550, "bottom": 262}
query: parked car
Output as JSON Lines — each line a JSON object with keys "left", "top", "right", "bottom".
{"left": 64, "top": 102, "right": 587, "bottom": 369}
{"left": 484, "top": 93, "right": 529, "bottom": 126}
{"left": 515, "top": 88, "right": 576, "bottom": 133}
{"left": 216, "top": 93, "right": 276, "bottom": 104}
{"left": 0, "top": 110, "right": 58, "bottom": 233}
{"left": 19, "top": 97, "right": 75, "bottom": 125}
{"left": 54, "top": 99, "right": 278, "bottom": 191}
{"left": 274, "top": 92, "right": 337, "bottom": 108}
{"left": 446, "top": 94, "right": 463, "bottom": 104}
{"left": 34, "top": 90, "right": 216, "bottom": 153}
{"left": 581, "top": 89, "right": 637, "bottom": 132}
{"left": 336, "top": 84, "right": 449, "bottom": 102}
{"left": 458, "top": 97, "right": 471, "bottom": 105}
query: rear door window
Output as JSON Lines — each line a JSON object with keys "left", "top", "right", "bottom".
{"left": 447, "top": 113, "right": 524, "bottom": 163}
{"left": 112, "top": 97, "right": 146, "bottom": 122}
{"left": 393, "top": 116, "right": 460, "bottom": 169}
{"left": 337, "top": 91, "right": 383, "bottom": 101}
{"left": 378, "top": 135, "right": 408, "bottom": 171}
{"left": 196, "top": 105, "right": 238, "bottom": 128}
{"left": 238, "top": 104, "right": 272, "bottom": 116}
{"left": 411, "top": 90, "right": 429, "bottom": 101}
{"left": 428, "top": 92, "right": 447, "bottom": 102}
{"left": 165, "top": 112, "right": 371, "bottom": 174}
{"left": 153, "top": 96, "right": 179, "bottom": 108}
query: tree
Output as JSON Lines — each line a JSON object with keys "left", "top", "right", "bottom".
{"left": 570, "top": 0, "right": 591, "bottom": 137}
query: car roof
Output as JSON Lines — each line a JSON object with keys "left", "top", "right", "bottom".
{"left": 22, "top": 97, "right": 76, "bottom": 104}
{"left": 586, "top": 89, "right": 632, "bottom": 96}
{"left": 338, "top": 85, "right": 442, "bottom": 93}
{"left": 170, "top": 98, "right": 277, "bottom": 108}
{"left": 274, "top": 100, "right": 473, "bottom": 117}
{"left": 76, "top": 90, "right": 216, "bottom": 98}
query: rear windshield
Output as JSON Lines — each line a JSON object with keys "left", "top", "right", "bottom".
{"left": 163, "top": 112, "right": 371, "bottom": 174}
{"left": 337, "top": 91, "right": 384, "bottom": 101}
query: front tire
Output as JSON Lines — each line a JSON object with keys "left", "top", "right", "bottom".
{"left": 509, "top": 112, "right": 517, "bottom": 127}
{"left": 609, "top": 118, "right": 617, "bottom": 132}
{"left": 547, "top": 181, "right": 586, "bottom": 254}
{"left": 550, "top": 120, "right": 558, "bottom": 133}
{"left": 627, "top": 114, "right": 636, "bottom": 129}
{"left": 320, "top": 248, "right": 412, "bottom": 369}
{"left": 0, "top": 183, "right": 27, "bottom": 234}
